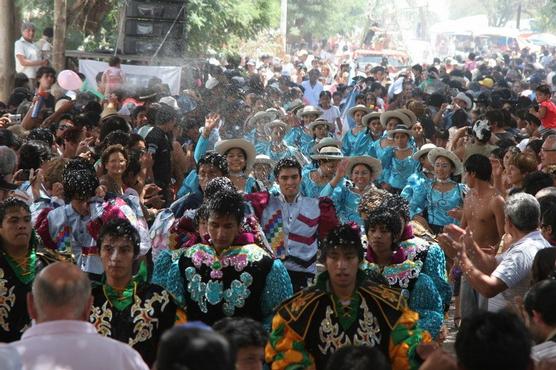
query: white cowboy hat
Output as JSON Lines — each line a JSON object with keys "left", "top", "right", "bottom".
{"left": 380, "top": 110, "right": 412, "bottom": 127}
{"left": 215, "top": 138, "right": 257, "bottom": 171}
{"left": 265, "top": 120, "right": 290, "bottom": 135}
{"left": 253, "top": 154, "right": 275, "bottom": 167}
{"left": 427, "top": 147, "right": 463, "bottom": 176}
{"left": 347, "top": 156, "right": 382, "bottom": 179}
{"left": 388, "top": 124, "right": 413, "bottom": 138}
{"left": 310, "top": 146, "right": 344, "bottom": 161}
{"left": 308, "top": 118, "right": 335, "bottom": 132}
{"left": 398, "top": 108, "right": 418, "bottom": 125}
{"left": 413, "top": 143, "right": 437, "bottom": 161}
{"left": 246, "top": 111, "right": 276, "bottom": 127}
{"left": 362, "top": 112, "right": 382, "bottom": 127}
{"left": 453, "top": 92, "right": 473, "bottom": 112}
{"left": 347, "top": 104, "right": 372, "bottom": 117}
{"left": 313, "top": 137, "right": 342, "bottom": 154}
{"left": 296, "top": 105, "right": 323, "bottom": 119}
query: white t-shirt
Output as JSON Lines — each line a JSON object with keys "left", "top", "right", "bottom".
{"left": 488, "top": 230, "right": 551, "bottom": 312}
{"left": 301, "top": 80, "right": 323, "bottom": 106}
{"left": 14, "top": 37, "right": 40, "bottom": 78}
{"left": 319, "top": 106, "right": 341, "bottom": 133}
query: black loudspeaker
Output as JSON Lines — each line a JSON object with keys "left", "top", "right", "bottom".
{"left": 122, "top": 0, "right": 186, "bottom": 56}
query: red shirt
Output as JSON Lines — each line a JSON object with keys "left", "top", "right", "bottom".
{"left": 540, "top": 100, "right": 556, "bottom": 129}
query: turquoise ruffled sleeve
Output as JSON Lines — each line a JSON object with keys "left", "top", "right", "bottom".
{"left": 177, "top": 170, "right": 199, "bottom": 198}
{"left": 408, "top": 272, "right": 444, "bottom": 339}
{"left": 244, "top": 176, "right": 258, "bottom": 194}
{"left": 152, "top": 249, "right": 186, "bottom": 308}
{"left": 422, "top": 244, "right": 452, "bottom": 311}
{"left": 261, "top": 259, "right": 293, "bottom": 331}
{"left": 408, "top": 180, "right": 429, "bottom": 219}
{"left": 319, "top": 183, "right": 335, "bottom": 197}
{"left": 194, "top": 134, "right": 209, "bottom": 163}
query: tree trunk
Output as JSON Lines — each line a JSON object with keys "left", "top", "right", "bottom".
{"left": 0, "top": 0, "right": 15, "bottom": 103}
{"left": 53, "top": 0, "right": 67, "bottom": 71}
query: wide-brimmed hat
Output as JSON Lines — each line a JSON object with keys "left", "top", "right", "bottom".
{"left": 265, "top": 119, "right": 289, "bottom": 135}
{"left": 296, "top": 105, "right": 322, "bottom": 119}
{"left": 310, "top": 146, "right": 344, "bottom": 161}
{"left": 253, "top": 154, "right": 275, "bottom": 167}
{"left": 427, "top": 148, "right": 463, "bottom": 176}
{"left": 398, "top": 108, "right": 418, "bottom": 125}
{"left": 347, "top": 104, "right": 372, "bottom": 117}
{"left": 247, "top": 111, "right": 275, "bottom": 127}
{"left": 453, "top": 92, "right": 472, "bottom": 111}
{"left": 362, "top": 112, "right": 382, "bottom": 127}
{"left": 388, "top": 124, "right": 413, "bottom": 138}
{"left": 287, "top": 99, "right": 304, "bottom": 114}
{"left": 380, "top": 110, "right": 412, "bottom": 127}
{"left": 215, "top": 138, "right": 257, "bottom": 171}
{"left": 413, "top": 143, "right": 437, "bottom": 161}
{"left": 313, "top": 137, "right": 342, "bottom": 153}
{"left": 347, "top": 156, "right": 382, "bottom": 179}
{"left": 308, "top": 118, "right": 335, "bottom": 132}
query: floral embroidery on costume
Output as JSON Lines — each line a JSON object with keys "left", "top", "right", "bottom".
{"left": 90, "top": 301, "right": 113, "bottom": 336}
{"left": 0, "top": 269, "right": 16, "bottom": 332}
{"left": 129, "top": 290, "right": 170, "bottom": 347}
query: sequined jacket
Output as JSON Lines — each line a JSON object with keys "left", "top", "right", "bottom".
{"left": 0, "top": 235, "right": 69, "bottom": 342}
{"left": 265, "top": 271, "right": 431, "bottom": 370}
{"left": 152, "top": 243, "right": 292, "bottom": 328}
{"left": 245, "top": 192, "right": 339, "bottom": 275}
{"left": 90, "top": 282, "right": 179, "bottom": 367}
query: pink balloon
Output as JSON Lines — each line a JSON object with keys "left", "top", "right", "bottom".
{"left": 57, "top": 70, "right": 83, "bottom": 91}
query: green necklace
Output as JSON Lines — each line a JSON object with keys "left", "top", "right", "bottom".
{"left": 3, "top": 248, "right": 37, "bottom": 285}
{"left": 103, "top": 280, "right": 136, "bottom": 311}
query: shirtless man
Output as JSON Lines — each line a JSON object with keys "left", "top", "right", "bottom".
{"left": 439, "top": 154, "right": 505, "bottom": 321}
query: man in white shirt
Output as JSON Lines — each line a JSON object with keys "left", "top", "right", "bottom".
{"left": 14, "top": 22, "right": 47, "bottom": 85}
{"left": 524, "top": 280, "right": 556, "bottom": 364}
{"left": 11, "top": 262, "right": 149, "bottom": 370}
{"left": 458, "top": 193, "right": 550, "bottom": 312}
{"left": 301, "top": 69, "right": 323, "bottom": 106}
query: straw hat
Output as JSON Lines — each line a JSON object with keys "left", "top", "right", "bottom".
{"left": 362, "top": 112, "right": 382, "bottom": 127}
{"left": 214, "top": 138, "right": 257, "bottom": 171}
{"left": 246, "top": 111, "right": 275, "bottom": 127}
{"left": 427, "top": 147, "right": 463, "bottom": 176}
{"left": 310, "top": 146, "right": 344, "bottom": 161}
{"left": 308, "top": 118, "right": 335, "bottom": 132}
{"left": 413, "top": 143, "right": 437, "bottom": 161}
{"left": 296, "top": 105, "right": 323, "bottom": 119}
{"left": 388, "top": 124, "right": 413, "bottom": 138}
{"left": 453, "top": 92, "right": 473, "bottom": 112}
{"left": 265, "top": 120, "right": 289, "bottom": 135}
{"left": 287, "top": 99, "right": 304, "bottom": 114}
{"left": 313, "top": 137, "right": 342, "bottom": 153}
{"left": 380, "top": 110, "right": 412, "bottom": 127}
{"left": 347, "top": 104, "right": 372, "bottom": 117}
{"left": 347, "top": 156, "right": 382, "bottom": 179}
{"left": 253, "top": 154, "right": 275, "bottom": 167}
{"left": 398, "top": 108, "right": 418, "bottom": 125}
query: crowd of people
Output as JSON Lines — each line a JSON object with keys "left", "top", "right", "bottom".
{"left": 1, "top": 20, "right": 556, "bottom": 370}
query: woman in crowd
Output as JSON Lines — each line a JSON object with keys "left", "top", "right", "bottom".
{"left": 341, "top": 104, "right": 371, "bottom": 156}
{"left": 258, "top": 119, "right": 301, "bottom": 162}
{"left": 505, "top": 151, "right": 538, "bottom": 194}
{"left": 301, "top": 145, "right": 344, "bottom": 198}
{"left": 99, "top": 144, "right": 128, "bottom": 196}
{"left": 301, "top": 118, "right": 335, "bottom": 157}
{"left": 214, "top": 138, "right": 258, "bottom": 194}
{"left": 381, "top": 124, "right": 418, "bottom": 193}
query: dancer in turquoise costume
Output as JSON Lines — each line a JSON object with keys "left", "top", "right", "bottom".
{"left": 320, "top": 155, "right": 382, "bottom": 226}
{"left": 401, "top": 143, "right": 437, "bottom": 203}
{"left": 244, "top": 110, "right": 278, "bottom": 149}
{"left": 258, "top": 120, "right": 302, "bottom": 163}
{"left": 409, "top": 147, "right": 467, "bottom": 234}
{"left": 381, "top": 124, "right": 418, "bottom": 193}
{"left": 284, "top": 105, "right": 321, "bottom": 150}
{"left": 352, "top": 112, "right": 383, "bottom": 156}
{"left": 374, "top": 110, "right": 412, "bottom": 184}
{"left": 301, "top": 118, "right": 335, "bottom": 158}
{"left": 301, "top": 146, "right": 344, "bottom": 198}
{"left": 152, "top": 189, "right": 292, "bottom": 327}
{"left": 341, "top": 104, "right": 371, "bottom": 156}
{"left": 212, "top": 138, "right": 257, "bottom": 194}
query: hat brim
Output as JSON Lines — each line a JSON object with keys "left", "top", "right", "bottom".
{"left": 413, "top": 146, "right": 436, "bottom": 160}
{"left": 347, "top": 105, "right": 372, "bottom": 117}
{"left": 247, "top": 112, "right": 275, "bottom": 127}
{"left": 313, "top": 139, "right": 342, "bottom": 154}
{"left": 380, "top": 111, "right": 412, "bottom": 127}
{"left": 311, "top": 154, "right": 344, "bottom": 161}
{"left": 308, "top": 120, "right": 335, "bottom": 132}
{"left": 388, "top": 128, "right": 413, "bottom": 138}
{"left": 427, "top": 148, "right": 463, "bottom": 176}
{"left": 398, "top": 108, "right": 418, "bottom": 125}
{"left": 254, "top": 158, "right": 275, "bottom": 166}
{"left": 265, "top": 121, "right": 290, "bottom": 135}
{"left": 215, "top": 139, "right": 257, "bottom": 171}
{"left": 362, "top": 112, "right": 382, "bottom": 127}
{"left": 347, "top": 156, "right": 382, "bottom": 179}
{"left": 296, "top": 108, "right": 323, "bottom": 119}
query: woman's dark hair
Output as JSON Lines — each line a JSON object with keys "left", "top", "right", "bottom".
{"left": 224, "top": 147, "right": 247, "bottom": 171}
{"left": 213, "top": 317, "right": 267, "bottom": 359}
{"left": 108, "top": 56, "right": 121, "bottom": 67}
{"left": 98, "top": 218, "right": 140, "bottom": 257}
{"left": 101, "top": 144, "right": 128, "bottom": 168}
{"left": 464, "top": 154, "right": 492, "bottom": 182}
{"left": 155, "top": 327, "right": 234, "bottom": 370}
{"left": 102, "top": 130, "right": 131, "bottom": 148}
{"left": 485, "top": 109, "right": 505, "bottom": 128}
{"left": 99, "top": 115, "right": 130, "bottom": 142}
{"left": 524, "top": 279, "right": 556, "bottom": 325}
{"left": 128, "top": 133, "right": 145, "bottom": 150}
{"left": 19, "top": 140, "right": 51, "bottom": 170}
{"left": 326, "top": 345, "right": 390, "bottom": 370}
{"left": 455, "top": 311, "right": 531, "bottom": 370}
{"left": 319, "top": 223, "right": 364, "bottom": 263}
{"left": 319, "top": 90, "right": 332, "bottom": 99}
{"left": 522, "top": 171, "right": 554, "bottom": 195}
{"left": 526, "top": 139, "right": 543, "bottom": 161}
{"left": 123, "top": 149, "right": 142, "bottom": 183}
{"left": 74, "top": 111, "right": 100, "bottom": 129}
{"left": 197, "top": 152, "right": 229, "bottom": 176}
{"left": 273, "top": 157, "right": 301, "bottom": 178}
{"left": 531, "top": 248, "right": 556, "bottom": 284}
{"left": 206, "top": 189, "right": 245, "bottom": 225}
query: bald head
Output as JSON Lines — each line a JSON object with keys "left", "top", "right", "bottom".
{"left": 541, "top": 135, "right": 556, "bottom": 167}
{"left": 30, "top": 262, "right": 92, "bottom": 322}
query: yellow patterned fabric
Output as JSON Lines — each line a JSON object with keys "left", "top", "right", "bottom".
{"left": 389, "top": 309, "right": 432, "bottom": 370}
{"left": 265, "top": 314, "right": 315, "bottom": 370}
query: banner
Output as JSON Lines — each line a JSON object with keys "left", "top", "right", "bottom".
{"left": 79, "top": 60, "right": 182, "bottom": 95}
